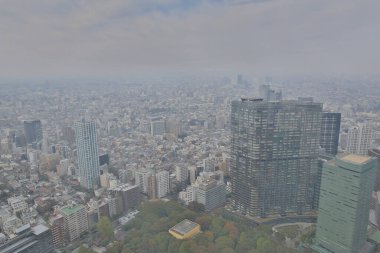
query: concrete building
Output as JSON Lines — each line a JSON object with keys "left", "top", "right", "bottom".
{"left": 194, "top": 176, "right": 226, "bottom": 211}
{"left": 176, "top": 166, "right": 188, "bottom": 190}
{"left": 179, "top": 186, "right": 196, "bottom": 205}
{"left": 60, "top": 204, "right": 88, "bottom": 242}
{"left": 74, "top": 119, "right": 100, "bottom": 189}
{"left": 156, "top": 170, "right": 170, "bottom": 198}
{"left": 108, "top": 184, "right": 140, "bottom": 213}
{"left": 231, "top": 98, "right": 322, "bottom": 217}
{"left": 319, "top": 112, "right": 341, "bottom": 156}
{"left": 23, "top": 120, "right": 43, "bottom": 146}
{"left": 7, "top": 197, "right": 28, "bottom": 214}
{"left": 49, "top": 215, "right": 65, "bottom": 248}
{"left": 369, "top": 149, "right": 380, "bottom": 191}
{"left": 347, "top": 123, "right": 373, "bottom": 155}
{"left": 169, "top": 220, "right": 201, "bottom": 240}
{"left": 314, "top": 154, "right": 377, "bottom": 253}
{"left": 135, "top": 170, "right": 151, "bottom": 194}
{"left": 0, "top": 225, "right": 54, "bottom": 253}
{"left": 150, "top": 120, "right": 166, "bottom": 136}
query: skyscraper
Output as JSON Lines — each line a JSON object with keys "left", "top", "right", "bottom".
{"left": 231, "top": 98, "right": 322, "bottom": 217}
{"left": 314, "top": 154, "right": 377, "bottom": 253}
{"left": 24, "top": 120, "right": 43, "bottom": 146}
{"left": 346, "top": 123, "right": 373, "bottom": 155}
{"left": 368, "top": 149, "right": 380, "bottom": 191}
{"left": 74, "top": 119, "right": 100, "bottom": 189}
{"left": 319, "top": 112, "right": 341, "bottom": 155}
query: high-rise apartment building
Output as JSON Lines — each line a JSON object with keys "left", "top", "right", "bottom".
{"left": 319, "top": 112, "right": 341, "bottom": 156}
{"left": 60, "top": 204, "right": 88, "bottom": 242}
{"left": 24, "top": 120, "right": 43, "bottom": 147}
{"left": 314, "top": 154, "right": 377, "bottom": 253}
{"left": 156, "top": 171, "right": 170, "bottom": 198}
{"left": 346, "top": 123, "right": 373, "bottom": 155}
{"left": 74, "top": 119, "right": 100, "bottom": 189}
{"left": 231, "top": 98, "right": 322, "bottom": 217}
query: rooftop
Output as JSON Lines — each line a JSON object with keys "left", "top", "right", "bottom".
{"left": 60, "top": 204, "right": 84, "bottom": 216}
{"left": 341, "top": 154, "right": 371, "bottom": 165}
{"left": 169, "top": 219, "right": 199, "bottom": 236}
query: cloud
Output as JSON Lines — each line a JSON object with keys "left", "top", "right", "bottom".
{"left": 0, "top": 0, "right": 379, "bottom": 78}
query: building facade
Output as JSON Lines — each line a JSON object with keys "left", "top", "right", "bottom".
{"left": 24, "top": 120, "right": 43, "bottom": 145}
{"left": 60, "top": 204, "right": 88, "bottom": 242}
{"left": 74, "top": 119, "right": 100, "bottom": 189}
{"left": 346, "top": 123, "right": 373, "bottom": 155}
{"left": 314, "top": 154, "right": 377, "bottom": 253}
{"left": 319, "top": 112, "right": 341, "bottom": 155}
{"left": 368, "top": 149, "right": 380, "bottom": 191}
{"left": 231, "top": 98, "right": 322, "bottom": 217}
{"left": 156, "top": 171, "right": 170, "bottom": 198}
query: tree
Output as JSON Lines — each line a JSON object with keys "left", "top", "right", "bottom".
{"left": 97, "top": 216, "right": 114, "bottom": 243}
{"left": 78, "top": 245, "right": 96, "bottom": 253}
{"left": 188, "top": 201, "right": 205, "bottom": 212}
{"left": 215, "top": 236, "right": 234, "bottom": 252}
{"left": 223, "top": 222, "right": 239, "bottom": 240}
{"left": 195, "top": 216, "right": 211, "bottom": 230}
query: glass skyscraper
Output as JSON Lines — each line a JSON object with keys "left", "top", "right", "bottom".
{"left": 320, "top": 112, "right": 341, "bottom": 156}
{"left": 230, "top": 98, "right": 322, "bottom": 217}
{"left": 314, "top": 154, "right": 377, "bottom": 253}
{"left": 74, "top": 119, "right": 100, "bottom": 189}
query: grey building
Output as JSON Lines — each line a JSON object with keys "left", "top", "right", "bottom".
{"left": 319, "top": 112, "right": 341, "bottom": 156}
{"left": 230, "top": 98, "right": 322, "bottom": 217}
{"left": 24, "top": 120, "right": 43, "bottom": 146}
{"left": 368, "top": 149, "right": 380, "bottom": 191}
{"left": 0, "top": 225, "right": 54, "bottom": 253}
{"left": 195, "top": 178, "right": 226, "bottom": 211}
{"left": 74, "top": 119, "right": 100, "bottom": 189}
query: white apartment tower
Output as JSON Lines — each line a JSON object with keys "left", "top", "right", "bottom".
{"left": 347, "top": 124, "right": 373, "bottom": 155}
{"left": 156, "top": 171, "right": 170, "bottom": 198}
{"left": 74, "top": 119, "right": 100, "bottom": 189}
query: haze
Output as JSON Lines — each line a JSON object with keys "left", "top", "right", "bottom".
{"left": 0, "top": 0, "right": 379, "bottom": 78}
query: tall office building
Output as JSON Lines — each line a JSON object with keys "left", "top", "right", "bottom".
{"left": 314, "top": 154, "right": 377, "bottom": 253}
{"left": 24, "top": 120, "right": 43, "bottom": 146}
{"left": 319, "top": 112, "right": 341, "bottom": 156}
{"left": 258, "top": 85, "right": 282, "bottom": 102}
{"left": 346, "top": 123, "right": 373, "bottom": 155}
{"left": 368, "top": 149, "right": 380, "bottom": 191}
{"left": 74, "top": 119, "right": 100, "bottom": 189}
{"left": 231, "top": 98, "right": 322, "bottom": 217}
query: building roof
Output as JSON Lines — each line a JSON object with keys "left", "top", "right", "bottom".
{"left": 169, "top": 219, "right": 199, "bottom": 236}
{"left": 32, "top": 225, "right": 49, "bottom": 235}
{"left": 60, "top": 204, "right": 84, "bottom": 216}
{"left": 341, "top": 154, "right": 371, "bottom": 165}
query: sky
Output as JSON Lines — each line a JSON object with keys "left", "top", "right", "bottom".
{"left": 0, "top": 0, "right": 379, "bottom": 78}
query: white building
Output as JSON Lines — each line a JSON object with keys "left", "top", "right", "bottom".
{"left": 135, "top": 170, "right": 152, "bottom": 194}
{"left": 60, "top": 204, "right": 88, "bottom": 242}
{"left": 347, "top": 124, "right": 373, "bottom": 155}
{"left": 156, "top": 171, "right": 170, "bottom": 198}
{"left": 8, "top": 197, "right": 28, "bottom": 214}
{"left": 179, "top": 186, "right": 196, "bottom": 205}
{"left": 74, "top": 119, "right": 100, "bottom": 189}
{"left": 150, "top": 120, "right": 166, "bottom": 136}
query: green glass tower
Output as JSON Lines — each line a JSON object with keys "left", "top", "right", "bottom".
{"left": 314, "top": 154, "right": 377, "bottom": 253}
